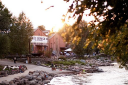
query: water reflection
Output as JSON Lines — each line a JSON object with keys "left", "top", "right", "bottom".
{"left": 49, "top": 63, "right": 128, "bottom": 85}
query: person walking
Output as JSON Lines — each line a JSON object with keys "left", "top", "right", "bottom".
{"left": 13, "top": 57, "right": 17, "bottom": 64}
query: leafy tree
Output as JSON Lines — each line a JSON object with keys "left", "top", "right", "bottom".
{"left": 0, "top": 1, "right": 12, "bottom": 31}
{"left": 0, "top": 34, "right": 10, "bottom": 58}
{"left": 58, "top": 23, "right": 72, "bottom": 43}
{"left": 64, "top": 0, "right": 128, "bottom": 66}
{"left": 9, "top": 12, "right": 33, "bottom": 55}
{"left": 64, "top": 0, "right": 128, "bottom": 34}
{"left": 71, "top": 21, "right": 93, "bottom": 57}
{"left": 100, "top": 23, "right": 128, "bottom": 66}
{"left": 59, "top": 21, "right": 93, "bottom": 56}
{"left": 0, "top": 1, "right": 12, "bottom": 58}
{"left": 38, "top": 25, "right": 46, "bottom": 31}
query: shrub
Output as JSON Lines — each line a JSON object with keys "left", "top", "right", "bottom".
{"left": 44, "top": 51, "right": 52, "bottom": 58}
{"left": 53, "top": 60, "right": 85, "bottom": 66}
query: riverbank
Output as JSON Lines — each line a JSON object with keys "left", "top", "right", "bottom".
{"left": 49, "top": 63, "right": 128, "bottom": 85}
{"left": 0, "top": 59, "right": 72, "bottom": 83}
{"left": 0, "top": 57, "right": 116, "bottom": 84}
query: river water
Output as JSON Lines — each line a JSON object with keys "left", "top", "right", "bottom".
{"left": 49, "top": 63, "right": 128, "bottom": 85}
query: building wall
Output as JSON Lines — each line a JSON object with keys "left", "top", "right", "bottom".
{"left": 31, "top": 28, "right": 66, "bottom": 55}
{"left": 31, "top": 28, "right": 47, "bottom": 54}
{"left": 48, "top": 33, "right": 66, "bottom": 55}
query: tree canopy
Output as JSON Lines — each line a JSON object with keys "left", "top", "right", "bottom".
{"left": 65, "top": 0, "right": 128, "bottom": 35}
{"left": 9, "top": 12, "right": 33, "bottom": 55}
{"left": 0, "top": 1, "right": 12, "bottom": 58}
{"left": 59, "top": 21, "right": 94, "bottom": 56}
{"left": 0, "top": 1, "right": 12, "bottom": 31}
{"left": 64, "top": 0, "right": 128, "bottom": 66}
{"left": 38, "top": 25, "right": 46, "bottom": 31}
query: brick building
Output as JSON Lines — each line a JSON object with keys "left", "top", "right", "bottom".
{"left": 31, "top": 28, "right": 66, "bottom": 56}
{"left": 48, "top": 33, "right": 66, "bottom": 56}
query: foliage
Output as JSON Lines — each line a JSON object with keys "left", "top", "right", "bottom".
{"left": 71, "top": 21, "right": 92, "bottom": 56}
{"left": 38, "top": 25, "right": 46, "bottom": 31}
{"left": 59, "top": 21, "right": 94, "bottom": 57}
{"left": 65, "top": 0, "right": 128, "bottom": 35}
{"left": 53, "top": 60, "right": 85, "bottom": 65}
{"left": 100, "top": 23, "right": 128, "bottom": 66}
{"left": 0, "top": 34, "right": 10, "bottom": 58}
{"left": 0, "top": 2, "right": 12, "bottom": 58}
{"left": 0, "top": 1, "right": 12, "bottom": 31}
{"left": 64, "top": 0, "right": 128, "bottom": 66}
{"left": 9, "top": 12, "right": 33, "bottom": 55}
{"left": 44, "top": 50, "right": 52, "bottom": 58}
{"left": 58, "top": 24, "right": 72, "bottom": 43}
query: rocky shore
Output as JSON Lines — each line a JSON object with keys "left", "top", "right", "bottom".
{"left": 0, "top": 70, "right": 77, "bottom": 85}
{"left": 0, "top": 70, "right": 52, "bottom": 85}
{"left": 30, "top": 57, "right": 114, "bottom": 73}
{"left": 0, "top": 57, "right": 115, "bottom": 84}
{"left": 0, "top": 65, "right": 27, "bottom": 78}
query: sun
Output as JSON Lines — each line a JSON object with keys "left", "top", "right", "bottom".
{"left": 53, "top": 24, "right": 63, "bottom": 32}
{"left": 52, "top": 21, "right": 64, "bottom": 32}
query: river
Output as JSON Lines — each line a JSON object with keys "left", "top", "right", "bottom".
{"left": 49, "top": 63, "right": 128, "bottom": 85}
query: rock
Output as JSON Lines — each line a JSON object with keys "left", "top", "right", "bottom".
{"left": 25, "top": 75, "right": 33, "bottom": 80}
{"left": 47, "top": 76, "right": 53, "bottom": 80}
{"left": 29, "top": 79, "right": 37, "bottom": 85}
{"left": 38, "top": 81, "right": 44, "bottom": 84}
{"left": 29, "top": 71, "right": 34, "bottom": 75}
{"left": 1, "top": 80, "right": 9, "bottom": 84}
{"left": 32, "top": 75, "right": 37, "bottom": 79}
{"left": 9, "top": 80, "right": 15, "bottom": 85}
{"left": 48, "top": 73, "right": 55, "bottom": 77}
{"left": 33, "top": 72, "right": 40, "bottom": 76}
{"left": 43, "top": 80, "right": 50, "bottom": 84}
{"left": 36, "top": 76, "right": 42, "bottom": 81}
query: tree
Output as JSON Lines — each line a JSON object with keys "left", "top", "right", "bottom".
{"left": 64, "top": 0, "right": 128, "bottom": 66}
{"left": 58, "top": 23, "right": 72, "bottom": 43}
{"left": 9, "top": 12, "right": 33, "bottom": 55}
{"left": 59, "top": 21, "right": 93, "bottom": 57}
{"left": 0, "top": 1, "right": 12, "bottom": 58}
{"left": 65, "top": 0, "right": 128, "bottom": 34}
{"left": 38, "top": 25, "right": 46, "bottom": 31}
{"left": 0, "top": 34, "right": 10, "bottom": 58}
{"left": 0, "top": 1, "right": 12, "bottom": 31}
{"left": 71, "top": 21, "right": 93, "bottom": 57}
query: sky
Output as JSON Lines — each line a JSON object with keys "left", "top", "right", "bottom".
{"left": 1, "top": 0, "right": 94, "bottom": 31}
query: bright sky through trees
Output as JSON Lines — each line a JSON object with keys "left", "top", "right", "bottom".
{"left": 1, "top": 0, "right": 94, "bottom": 32}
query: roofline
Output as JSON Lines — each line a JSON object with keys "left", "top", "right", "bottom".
{"left": 34, "top": 28, "right": 46, "bottom": 36}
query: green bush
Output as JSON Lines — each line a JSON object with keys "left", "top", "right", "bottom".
{"left": 53, "top": 60, "right": 85, "bottom": 65}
